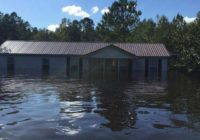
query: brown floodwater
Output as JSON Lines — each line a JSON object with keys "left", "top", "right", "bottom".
{"left": 0, "top": 71, "right": 200, "bottom": 140}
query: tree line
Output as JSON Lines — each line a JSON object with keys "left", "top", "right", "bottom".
{"left": 0, "top": 0, "right": 200, "bottom": 72}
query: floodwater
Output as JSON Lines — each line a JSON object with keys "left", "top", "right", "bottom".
{"left": 0, "top": 72, "right": 200, "bottom": 140}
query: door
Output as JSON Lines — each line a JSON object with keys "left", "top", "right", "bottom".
{"left": 7, "top": 56, "right": 15, "bottom": 75}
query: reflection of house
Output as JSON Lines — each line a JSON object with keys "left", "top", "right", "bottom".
{"left": 0, "top": 41, "right": 170, "bottom": 79}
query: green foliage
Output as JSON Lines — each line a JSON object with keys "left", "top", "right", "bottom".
{"left": 167, "top": 14, "right": 200, "bottom": 72}
{"left": 154, "top": 16, "right": 171, "bottom": 45}
{"left": 0, "top": 12, "right": 32, "bottom": 43}
{"left": 128, "top": 19, "right": 156, "bottom": 43}
{"left": 96, "top": 0, "right": 141, "bottom": 42}
{"left": 54, "top": 18, "right": 71, "bottom": 41}
{"left": 54, "top": 18, "right": 96, "bottom": 42}
{"left": 80, "top": 18, "right": 96, "bottom": 41}
{"left": 32, "top": 28, "right": 57, "bottom": 41}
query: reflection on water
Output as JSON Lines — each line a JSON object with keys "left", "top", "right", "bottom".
{"left": 0, "top": 71, "right": 200, "bottom": 139}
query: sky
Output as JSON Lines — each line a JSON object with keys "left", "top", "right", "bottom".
{"left": 0, "top": 0, "right": 199, "bottom": 31}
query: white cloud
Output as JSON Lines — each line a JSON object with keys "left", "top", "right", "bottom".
{"left": 101, "top": 7, "right": 109, "bottom": 14}
{"left": 47, "top": 24, "right": 59, "bottom": 32}
{"left": 91, "top": 6, "right": 99, "bottom": 14}
{"left": 184, "top": 16, "right": 196, "bottom": 23}
{"left": 62, "top": 5, "right": 90, "bottom": 18}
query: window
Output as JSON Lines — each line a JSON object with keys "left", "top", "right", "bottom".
{"left": 42, "top": 58, "right": 50, "bottom": 75}
{"left": 145, "top": 59, "right": 149, "bottom": 77}
{"left": 79, "top": 58, "right": 83, "bottom": 78}
{"left": 112, "top": 59, "right": 117, "bottom": 67}
{"left": 66, "top": 56, "right": 70, "bottom": 76}
{"left": 158, "top": 59, "right": 162, "bottom": 77}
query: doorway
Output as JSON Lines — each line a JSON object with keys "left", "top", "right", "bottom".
{"left": 7, "top": 56, "right": 15, "bottom": 75}
{"left": 42, "top": 58, "right": 50, "bottom": 75}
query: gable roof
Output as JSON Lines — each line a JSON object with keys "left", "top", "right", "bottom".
{"left": 0, "top": 40, "right": 170, "bottom": 57}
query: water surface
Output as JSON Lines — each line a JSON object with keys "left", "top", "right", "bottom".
{"left": 0, "top": 72, "right": 200, "bottom": 140}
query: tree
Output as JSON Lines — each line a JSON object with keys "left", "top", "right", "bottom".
{"left": 154, "top": 15, "right": 171, "bottom": 45}
{"left": 96, "top": 0, "right": 141, "bottom": 42}
{"left": 80, "top": 18, "right": 96, "bottom": 41}
{"left": 32, "top": 29, "right": 57, "bottom": 41}
{"left": 1, "top": 9, "right": 200, "bottom": 72}
{"left": 55, "top": 18, "right": 71, "bottom": 41}
{"left": 186, "top": 12, "right": 200, "bottom": 71}
{"left": 0, "top": 12, "right": 32, "bottom": 44}
{"left": 167, "top": 14, "right": 192, "bottom": 71}
{"left": 128, "top": 19, "right": 156, "bottom": 42}
{"left": 67, "top": 20, "right": 81, "bottom": 42}
{"left": 0, "top": 12, "right": 4, "bottom": 43}
{"left": 55, "top": 18, "right": 81, "bottom": 42}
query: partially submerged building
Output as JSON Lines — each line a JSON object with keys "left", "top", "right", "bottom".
{"left": 0, "top": 41, "right": 170, "bottom": 79}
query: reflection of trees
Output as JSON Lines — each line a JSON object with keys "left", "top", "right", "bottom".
{"left": 57, "top": 79, "right": 169, "bottom": 132}
{"left": 94, "top": 81, "right": 137, "bottom": 131}
{"left": 93, "top": 80, "right": 169, "bottom": 131}
{"left": 167, "top": 72, "right": 200, "bottom": 129}
{"left": 56, "top": 80, "right": 99, "bottom": 135}
{"left": 58, "top": 80, "right": 93, "bottom": 103}
{"left": 0, "top": 78, "right": 25, "bottom": 104}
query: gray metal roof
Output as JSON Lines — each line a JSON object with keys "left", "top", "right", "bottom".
{"left": 0, "top": 40, "right": 170, "bottom": 57}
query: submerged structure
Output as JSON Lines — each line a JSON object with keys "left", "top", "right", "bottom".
{"left": 0, "top": 41, "right": 170, "bottom": 79}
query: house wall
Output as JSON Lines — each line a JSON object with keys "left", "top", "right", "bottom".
{"left": 84, "top": 57, "right": 168, "bottom": 80}
{"left": 84, "top": 46, "right": 134, "bottom": 79}
{"left": 0, "top": 53, "right": 168, "bottom": 79}
{"left": 148, "top": 58, "right": 168, "bottom": 74}
{"left": 13, "top": 56, "right": 68, "bottom": 75}
{"left": 132, "top": 58, "right": 168, "bottom": 80}
{"left": 14, "top": 56, "right": 42, "bottom": 75}
{"left": 49, "top": 57, "right": 66, "bottom": 75}
{"left": 132, "top": 58, "right": 145, "bottom": 71}
{"left": 87, "top": 46, "right": 168, "bottom": 80}
{"left": 0, "top": 55, "right": 81, "bottom": 77}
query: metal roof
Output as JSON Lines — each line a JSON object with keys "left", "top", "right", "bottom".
{"left": 0, "top": 40, "right": 170, "bottom": 57}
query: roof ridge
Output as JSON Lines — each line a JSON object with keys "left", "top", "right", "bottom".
{"left": 4, "top": 40, "right": 164, "bottom": 45}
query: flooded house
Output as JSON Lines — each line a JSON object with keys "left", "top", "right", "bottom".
{"left": 0, "top": 40, "right": 170, "bottom": 79}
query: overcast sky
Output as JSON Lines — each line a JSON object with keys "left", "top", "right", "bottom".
{"left": 0, "top": 0, "right": 199, "bottom": 31}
